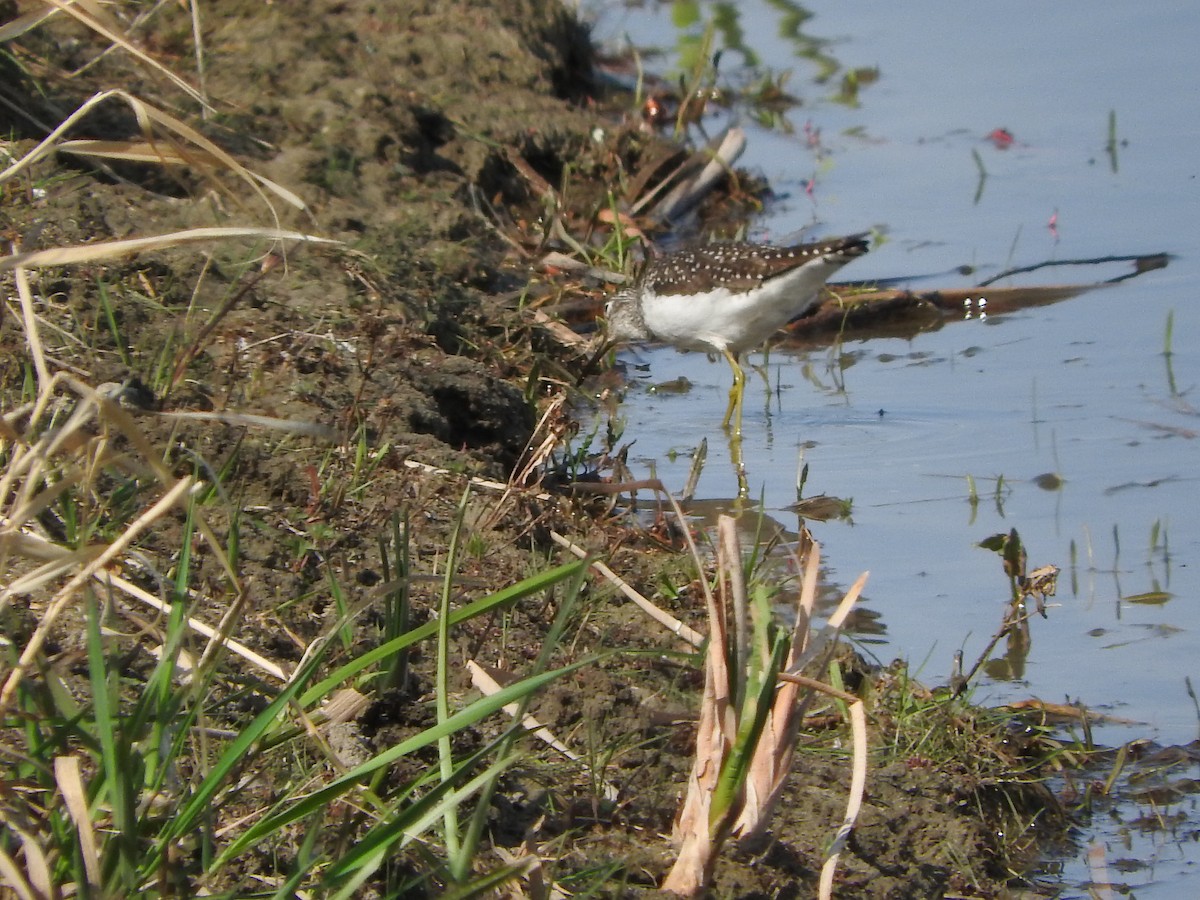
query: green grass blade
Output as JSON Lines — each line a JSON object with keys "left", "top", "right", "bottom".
{"left": 214, "top": 656, "right": 599, "bottom": 870}
{"left": 439, "top": 487, "right": 472, "bottom": 870}
{"left": 97, "top": 279, "right": 131, "bottom": 367}
{"left": 85, "top": 592, "right": 137, "bottom": 885}
{"left": 326, "top": 564, "right": 353, "bottom": 651}
{"left": 268, "top": 811, "right": 324, "bottom": 900}
{"left": 140, "top": 643, "right": 331, "bottom": 876}
{"left": 710, "top": 635, "right": 788, "bottom": 828}
{"left": 434, "top": 862, "right": 530, "bottom": 900}
{"left": 459, "top": 561, "right": 590, "bottom": 865}
{"left": 327, "top": 749, "right": 518, "bottom": 890}
{"left": 297, "top": 559, "right": 586, "bottom": 708}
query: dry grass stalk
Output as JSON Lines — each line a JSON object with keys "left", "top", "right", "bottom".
{"left": 32, "top": 0, "right": 209, "bottom": 108}
{"left": 54, "top": 755, "right": 102, "bottom": 889}
{"left": 0, "top": 824, "right": 49, "bottom": 900}
{"left": 0, "top": 4, "right": 58, "bottom": 42}
{"left": 662, "top": 514, "right": 868, "bottom": 898}
{"left": 0, "top": 372, "right": 269, "bottom": 706}
{"left": 505, "top": 393, "right": 570, "bottom": 502}
{"left": 0, "top": 89, "right": 307, "bottom": 219}
{"left": 0, "top": 475, "right": 196, "bottom": 708}
{"left": 0, "top": 374, "right": 235, "bottom": 578}
{"left": 12, "top": 265, "right": 50, "bottom": 387}
{"left": 0, "top": 226, "right": 338, "bottom": 274}
{"left": 0, "top": 532, "right": 285, "bottom": 684}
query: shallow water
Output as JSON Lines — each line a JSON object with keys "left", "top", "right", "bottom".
{"left": 588, "top": 0, "right": 1200, "bottom": 894}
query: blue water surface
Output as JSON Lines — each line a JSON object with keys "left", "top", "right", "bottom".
{"left": 588, "top": 1, "right": 1200, "bottom": 894}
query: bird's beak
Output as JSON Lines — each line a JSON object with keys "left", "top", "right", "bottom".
{"left": 578, "top": 334, "right": 618, "bottom": 383}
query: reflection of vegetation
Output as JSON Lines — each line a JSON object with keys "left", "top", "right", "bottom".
{"left": 666, "top": 0, "right": 874, "bottom": 108}
{"left": 972, "top": 147, "right": 988, "bottom": 204}
{"left": 831, "top": 65, "right": 880, "bottom": 107}
{"left": 671, "top": 1, "right": 758, "bottom": 70}
{"left": 1105, "top": 109, "right": 1119, "bottom": 173}
{"left": 1163, "top": 311, "right": 1179, "bottom": 395}
{"left": 670, "top": 19, "right": 725, "bottom": 137}
{"left": 764, "top": 0, "right": 837, "bottom": 82}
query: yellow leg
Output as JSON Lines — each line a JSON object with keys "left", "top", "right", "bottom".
{"left": 720, "top": 350, "right": 746, "bottom": 436}
{"left": 720, "top": 350, "right": 750, "bottom": 499}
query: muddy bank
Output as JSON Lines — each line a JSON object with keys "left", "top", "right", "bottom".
{"left": 0, "top": 1, "right": 1070, "bottom": 896}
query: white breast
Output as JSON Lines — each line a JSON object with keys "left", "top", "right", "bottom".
{"left": 641, "top": 262, "right": 835, "bottom": 354}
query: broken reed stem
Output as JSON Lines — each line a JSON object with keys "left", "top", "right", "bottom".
{"left": 731, "top": 536, "right": 824, "bottom": 847}
{"left": 818, "top": 695, "right": 868, "bottom": 900}
{"left": 549, "top": 529, "right": 704, "bottom": 647}
{"left": 661, "top": 510, "right": 870, "bottom": 897}
{"left": 719, "top": 517, "right": 749, "bottom": 706}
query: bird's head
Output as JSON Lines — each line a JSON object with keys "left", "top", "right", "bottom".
{"left": 603, "top": 287, "right": 651, "bottom": 344}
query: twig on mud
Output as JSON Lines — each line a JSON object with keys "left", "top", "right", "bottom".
{"left": 398, "top": 449, "right": 667, "bottom": 505}
{"left": 398, "top": 457, "right": 553, "bottom": 503}
{"left": 538, "top": 251, "right": 629, "bottom": 284}
{"left": 113, "top": 570, "right": 287, "bottom": 682}
{"left": 549, "top": 530, "right": 704, "bottom": 647}
{"left": 566, "top": 477, "right": 670, "bottom": 495}
{"left": 468, "top": 660, "right": 620, "bottom": 802}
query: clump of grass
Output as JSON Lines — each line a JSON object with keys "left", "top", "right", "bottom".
{"left": 0, "top": 371, "right": 595, "bottom": 895}
{"left": 0, "top": 204, "right": 597, "bottom": 896}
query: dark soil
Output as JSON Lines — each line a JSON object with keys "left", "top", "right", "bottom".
{"left": 0, "top": 1, "right": 1071, "bottom": 896}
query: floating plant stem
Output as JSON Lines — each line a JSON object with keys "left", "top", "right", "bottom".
{"left": 971, "top": 148, "right": 987, "bottom": 205}
{"left": 1105, "top": 109, "right": 1119, "bottom": 173}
